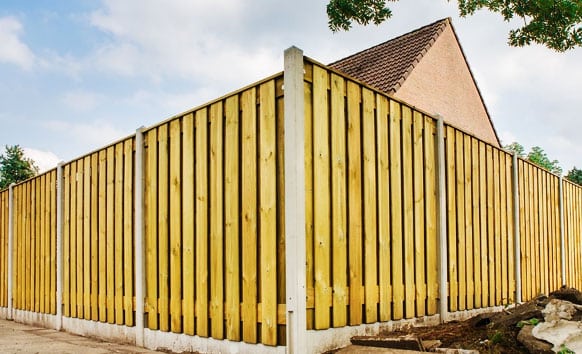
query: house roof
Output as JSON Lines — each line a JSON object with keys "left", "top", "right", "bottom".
{"left": 329, "top": 18, "right": 448, "bottom": 94}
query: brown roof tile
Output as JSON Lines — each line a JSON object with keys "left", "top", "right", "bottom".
{"left": 329, "top": 18, "right": 449, "bottom": 94}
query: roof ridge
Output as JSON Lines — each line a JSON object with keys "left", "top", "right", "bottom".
{"left": 328, "top": 17, "right": 449, "bottom": 67}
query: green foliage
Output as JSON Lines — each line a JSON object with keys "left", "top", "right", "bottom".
{"left": 0, "top": 145, "right": 39, "bottom": 190}
{"left": 517, "top": 317, "right": 540, "bottom": 328}
{"left": 566, "top": 166, "right": 582, "bottom": 186}
{"left": 504, "top": 142, "right": 562, "bottom": 175}
{"left": 326, "top": 0, "right": 582, "bottom": 51}
{"left": 489, "top": 330, "right": 504, "bottom": 344}
{"left": 558, "top": 344, "right": 575, "bottom": 354}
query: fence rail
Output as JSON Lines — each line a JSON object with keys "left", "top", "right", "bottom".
{"left": 0, "top": 51, "right": 581, "bottom": 353}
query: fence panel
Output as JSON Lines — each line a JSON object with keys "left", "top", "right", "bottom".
{"left": 518, "top": 160, "right": 562, "bottom": 301}
{"left": 0, "top": 190, "right": 8, "bottom": 308}
{"left": 12, "top": 170, "right": 57, "bottom": 314}
{"left": 61, "top": 139, "right": 134, "bottom": 326}
{"left": 143, "top": 73, "right": 286, "bottom": 346}
{"left": 564, "top": 180, "right": 582, "bottom": 290}
{"left": 304, "top": 60, "right": 439, "bottom": 330}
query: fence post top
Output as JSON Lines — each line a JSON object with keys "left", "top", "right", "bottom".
{"left": 284, "top": 46, "right": 303, "bottom": 55}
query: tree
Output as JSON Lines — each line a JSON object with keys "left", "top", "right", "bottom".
{"left": 566, "top": 167, "right": 582, "bottom": 185}
{"left": 0, "top": 145, "right": 39, "bottom": 189}
{"left": 326, "top": 0, "right": 582, "bottom": 51}
{"left": 504, "top": 142, "right": 562, "bottom": 175}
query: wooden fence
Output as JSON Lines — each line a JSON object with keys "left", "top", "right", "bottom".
{"left": 0, "top": 52, "right": 581, "bottom": 352}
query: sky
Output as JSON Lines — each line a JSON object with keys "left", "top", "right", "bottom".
{"left": 0, "top": 0, "right": 581, "bottom": 173}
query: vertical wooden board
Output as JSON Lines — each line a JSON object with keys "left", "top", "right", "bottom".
{"left": 29, "top": 181, "right": 34, "bottom": 311}
{"left": 499, "top": 152, "right": 508, "bottom": 304}
{"left": 83, "top": 156, "right": 91, "bottom": 319}
{"left": 145, "top": 130, "right": 159, "bottom": 329}
{"left": 98, "top": 150, "right": 107, "bottom": 322}
{"left": 390, "top": 100, "right": 404, "bottom": 319}
{"left": 63, "top": 165, "right": 71, "bottom": 316}
{"left": 106, "top": 147, "right": 115, "bottom": 323}
{"left": 114, "top": 143, "right": 124, "bottom": 325}
{"left": 259, "top": 81, "right": 277, "bottom": 344}
{"left": 520, "top": 162, "right": 531, "bottom": 301}
{"left": 478, "top": 143, "right": 488, "bottom": 306}
{"left": 241, "top": 89, "right": 258, "bottom": 342}
{"left": 412, "top": 111, "right": 426, "bottom": 316}
{"left": 330, "top": 74, "right": 348, "bottom": 327}
{"left": 312, "top": 66, "right": 331, "bottom": 330}
{"left": 76, "top": 159, "right": 85, "bottom": 317}
{"left": 463, "top": 135, "right": 474, "bottom": 310}
{"left": 209, "top": 101, "right": 225, "bottom": 340}
{"left": 39, "top": 176, "right": 45, "bottom": 313}
{"left": 377, "top": 95, "right": 391, "bottom": 321}
{"left": 471, "top": 139, "right": 481, "bottom": 308}
{"left": 531, "top": 168, "right": 539, "bottom": 296}
{"left": 304, "top": 78, "right": 315, "bottom": 330}
{"left": 43, "top": 174, "right": 50, "bottom": 312}
{"left": 402, "top": 106, "right": 415, "bottom": 318}
{"left": 424, "top": 117, "right": 438, "bottom": 315}
{"left": 486, "top": 146, "right": 495, "bottom": 306}
{"left": 505, "top": 155, "right": 515, "bottom": 303}
{"left": 169, "top": 119, "right": 182, "bottom": 333}
{"left": 445, "top": 127, "right": 457, "bottom": 312}
{"left": 276, "top": 83, "right": 286, "bottom": 346}
{"left": 347, "top": 81, "right": 363, "bottom": 325}
{"left": 224, "top": 96, "right": 240, "bottom": 340}
{"left": 123, "top": 139, "right": 134, "bottom": 326}
{"left": 182, "top": 114, "right": 196, "bottom": 336}
{"left": 538, "top": 172, "right": 546, "bottom": 295}
{"left": 70, "top": 162, "right": 78, "bottom": 317}
{"left": 91, "top": 154, "right": 99, "bottom": 320}
{"left": 454, "top": 131, "right": 466, "bottom": 311}
{"left": 157, "top": 125, "right": 170, "bottom": 332}
{"left": 195, "top": 108, "right": 209, "bottom": 337}
{"left": 48, "top": 173, "right": 56, "bottom": 312}
{"left": 362, "top": 88, "right": 378, "bottom": 323}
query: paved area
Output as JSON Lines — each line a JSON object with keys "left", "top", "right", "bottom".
{"left": 0, "top": 319, "right": 164, "bottom": 354}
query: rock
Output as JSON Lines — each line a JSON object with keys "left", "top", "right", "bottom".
{"left": 351, "top": 335, "right": 424, "bottom": 351}
{"left": 516, "top": 325, "right": 553, "bottom": 354}
{"left": 532, "top": 319, "right": 582, "bottom": 352}
{"left": 542, "top": 299, "right": 578, "bottom": 322}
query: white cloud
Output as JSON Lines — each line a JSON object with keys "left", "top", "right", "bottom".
{"left": 62, "top": 90, "right": 102, "bottom": 112}
{"left": 0, "top": 16, "right": 35, "bottom": 69}
{"left": 23, "top": 147, "right": 60, "bottom": 173}
{"left": 42, "top": 119, "right": 126, "bottom": 150}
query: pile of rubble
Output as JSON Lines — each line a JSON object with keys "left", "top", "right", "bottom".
{"left": 330, "top": 287, "right": 582, "bottom": 353}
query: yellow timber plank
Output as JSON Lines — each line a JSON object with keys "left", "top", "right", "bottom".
{"left": 210, "top": 101, "right": 224, "bottom": 340}
{"left": 499, "top": 152, "right": 508, "bottom": 304}
{"left": 123, "top": 139, "right": 134, "bottom": 326}
{"left": 98, "top": 150, "right": 107, "bottom": 322}
{"left": 305, "top": 77, "right": 315, "bottom": 330}
{"left": 70, "top": 162, "right": 78, "bottom": 318}
{"left": 390, "top": 100, "right": 404, "bottom": 319}
{"left": 519, "top": 161, "right": 530, "bottom": 301}
{"left": 63, "top": 165, "right": 70, "bottom": 317}
{"left": 259, "top": 81, "right": 277, "bottom": 344}
{"left": 486, "top": 146, "right": 495, "bottom": 306}
{"left": 424, "top": 117, "right": 438, "bottom": 315}
{"left": 454, "top": 130, "right": 466, "bottom": 311}
{"left": 506, "top": 155, "right": 515, "bottom": 303}
{"left": 145, "top": 130, "right": 158, "bottom": 329}
{"left": 158, "top": 125, "right": 170, "bottom": 332}
{"left": 471, "top": 139, "right": 481, "bottom": 308}
{"left": 91, "top": 153, "right": 99, "bottom": 320}
{"left": 48, "top": 172, "right": 55, "bottom": 313}
{"left": 330, "top": 73, "right": 348, "bottom": 327}
{"left": 347, "top": 81, "right": 363, "bottom": 325}
{"left": 413, "top": 110, "right": 426, "bottom": 316}
{"left": 29, "top": 180, "right": 35, "bottom": 311}
{"left": 493, "top": 151, "right": 502, "bottom": 305}
{"left": 195, "top": 108, "right": 209, "bottom": 337}
{"left": 169, "top": 119, "right": 182, "bottom": 333}
{"left": 76, "top": 159, "right": 85, "bottom": 317}
{"left": 182, "top": 113, "right": 195, "bottom": 336}
{"left": 39, "top": 175, "right": 45, "bottom": 314}
{"left": 224, "top": 95, "right": 241, "bottom": 341}
{"left": 312, "top": 66, "right": 331, "bottom": 330}
{"left": 376, "top": 95, "right": 391, "bottom": 321}
{"left": 84, "top": 156, "right": 91, "bottom": 319}
{"left": 114, "top": 143, "right": 124, "bottom": 324}
{"left": 106, "top": 147, "right": 115, "bottom": 323}
{"left": 463, "top": 135, "right": 474, "bottom": 310}
{"left": 241, "top": 88, "right": 258, "bottom": 342}
{"left": 362, "top": 88, "right": 378, "bottom": 323}
{"left": 402, "top": 106, "right": 415, "bottom": 318}
{"left": 446, "top": 127, "right": 457, "bottom": 312}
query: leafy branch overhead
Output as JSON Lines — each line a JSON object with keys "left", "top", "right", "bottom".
{"left": 326, "top": 0, "right": 582, "bottom": 51}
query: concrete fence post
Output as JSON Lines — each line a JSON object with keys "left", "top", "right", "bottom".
{"left": 559, "top": 176, "right": 566, "bottom": 286}
{"left": 134, "top": 127, "right": 146, "bottom": 347}
{"left": 7, "top": 183, "right": 14, "bottom": 320}
{"left": 56, "top": 162, "right": 64, "bottom": 330}
{"left": 436, "top": 116, "right": 448, "bottom": 323}
{"left": 512, "top": 154, "right": 521, "bottom": 304}
{"left": 283, "top": 46, "right": 307, "bottom": 354}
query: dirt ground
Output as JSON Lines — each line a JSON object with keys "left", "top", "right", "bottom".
{"left": 381, "top": 287, "right": 582, "bottom": 353}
